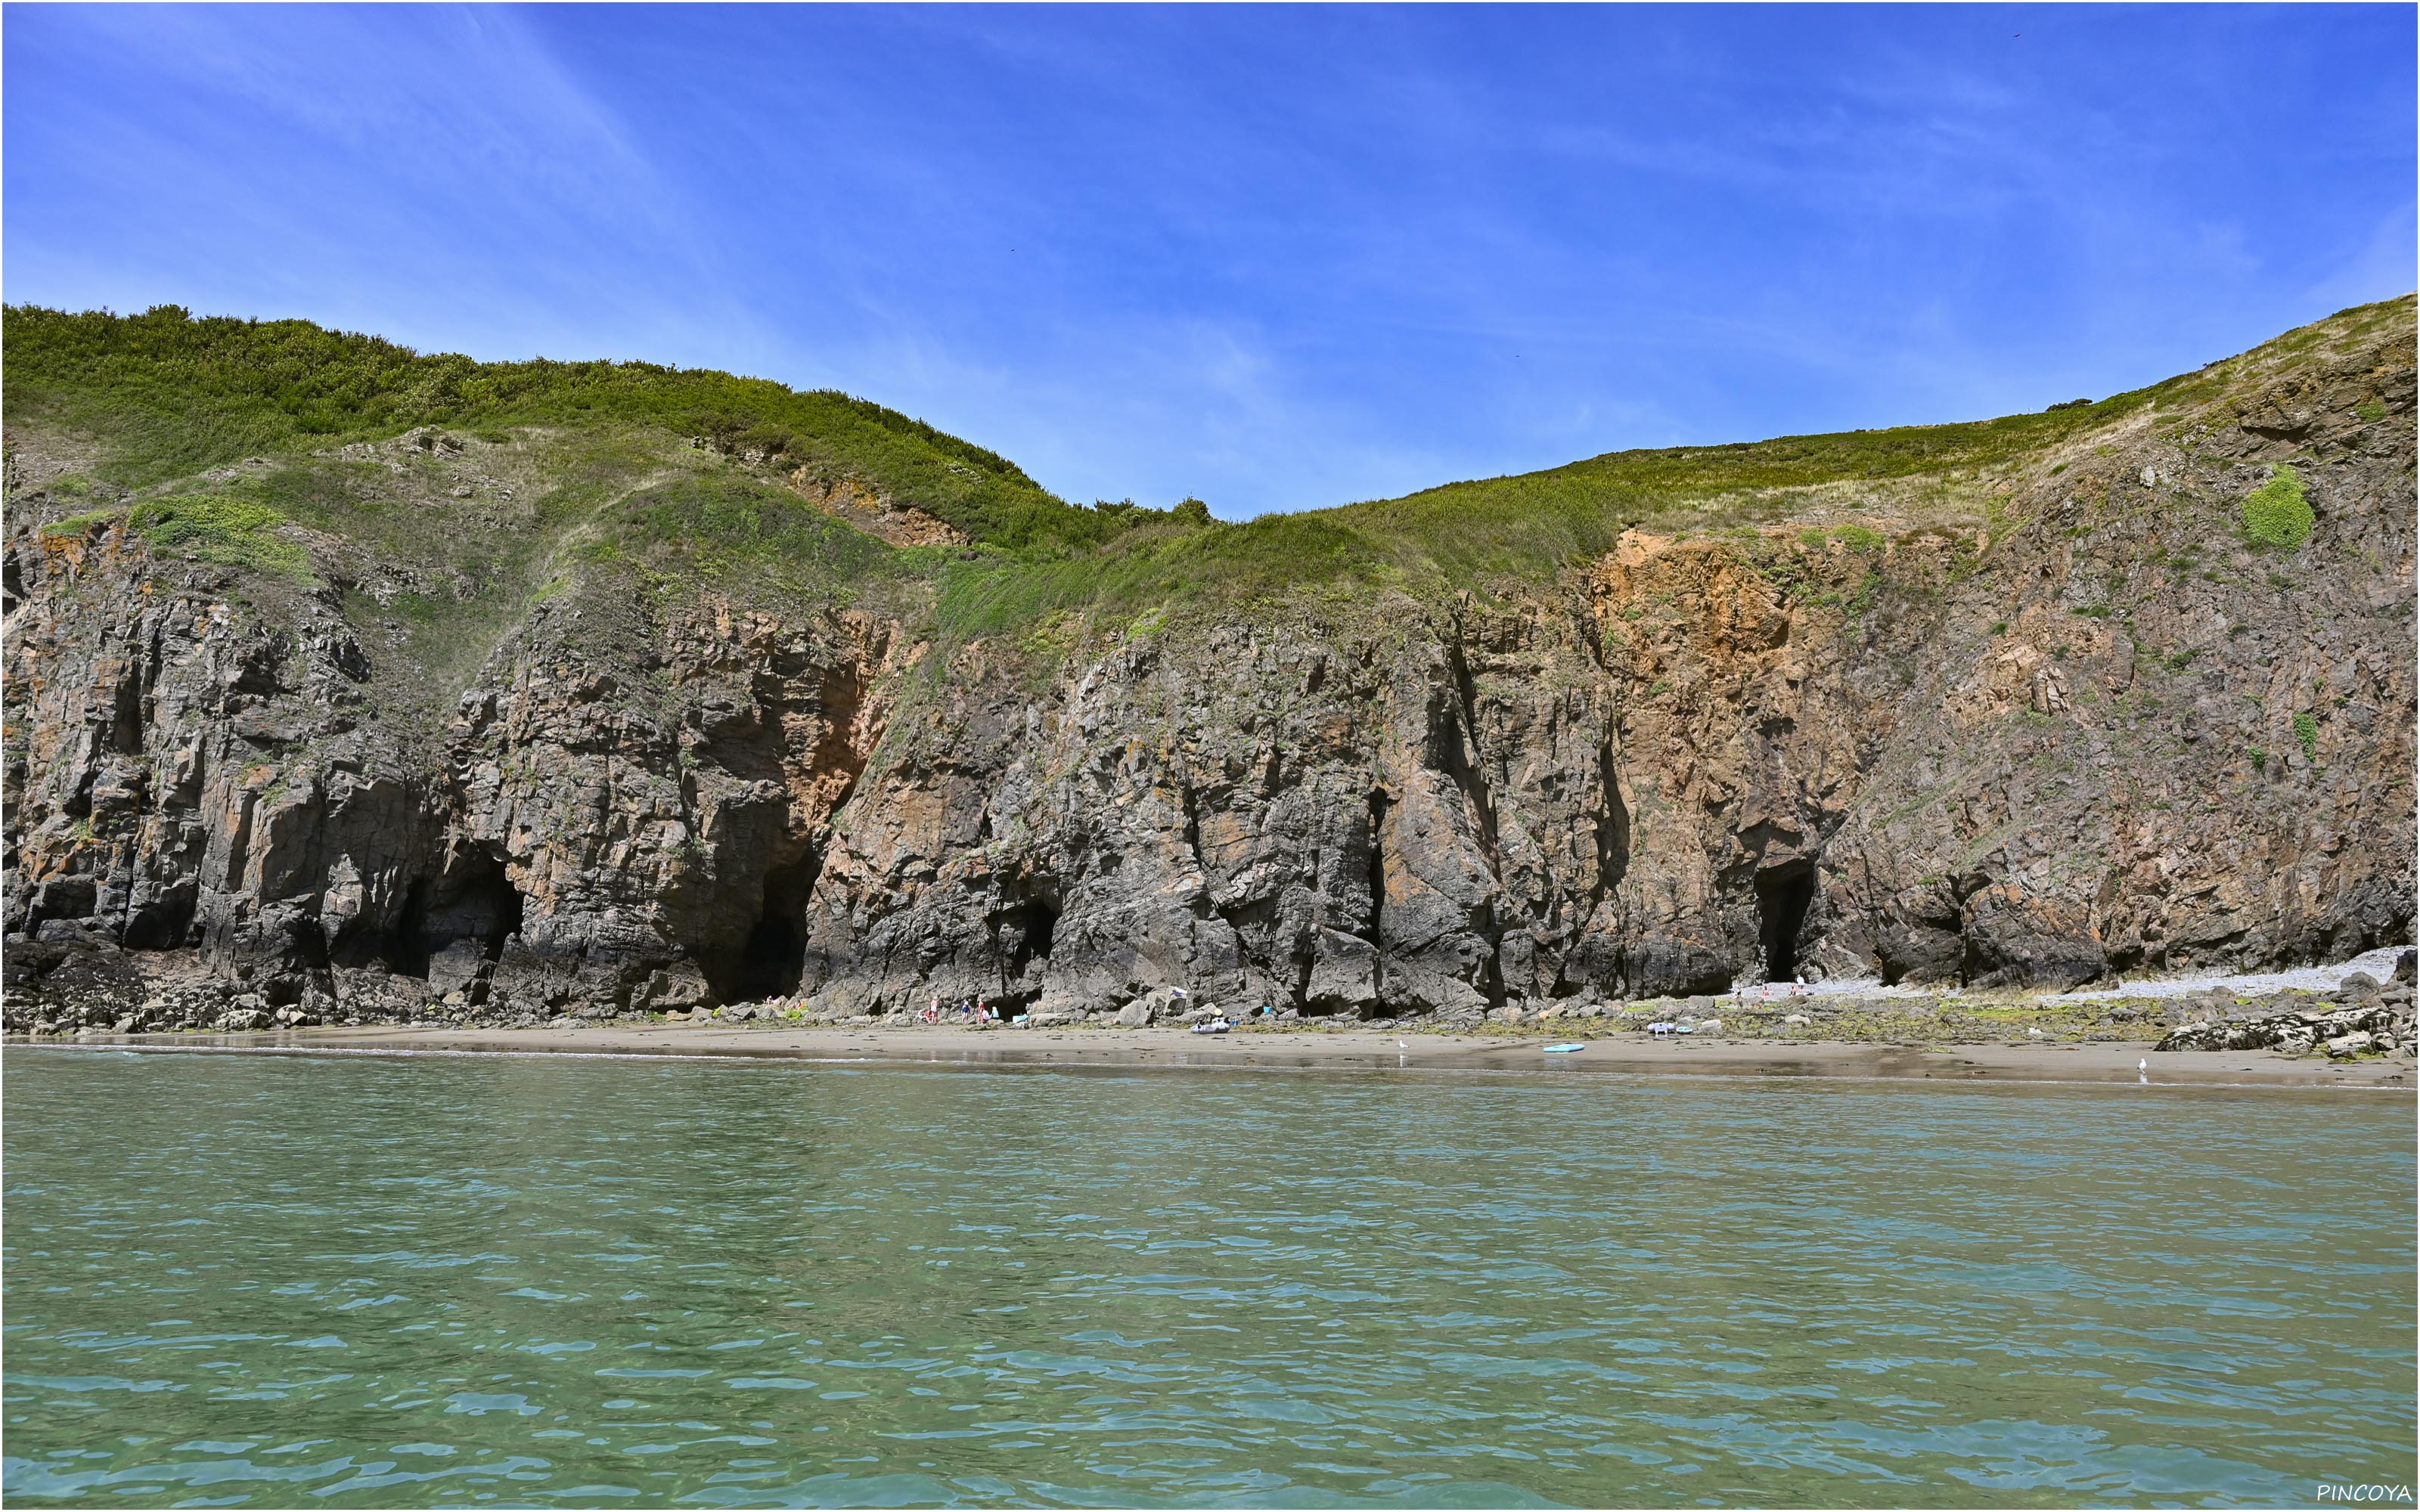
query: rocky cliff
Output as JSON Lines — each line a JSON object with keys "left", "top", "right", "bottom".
{"left": 5, "top": 299, "right": 2413, "bottom": 1030}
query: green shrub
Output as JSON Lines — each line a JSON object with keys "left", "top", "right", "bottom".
{"left": 2292, "top": 711, "right": 2318, "bottom": 760}
{"left": 2240, "top": 464, "right": 2313, "bottom": 548}
{"left": 1845, "top": 572, "right": 1882, "bottom": 620}
{"left": 607, "top": 474, "right": 892, "bottom": 603}
{"left": 1831, "top": 524, "right": 1885, "bottom": 552}
{"left": 2356, "top": 399, "right": 2387, "bottom": 423}
{"left": 129, "top": 494, "right": 280, "bottom": 540}
{"left": 41, "top": 506, "right": 126, "bottom": 537}
{"left": 125, "top": 494, "right": 311, "bottom": 577}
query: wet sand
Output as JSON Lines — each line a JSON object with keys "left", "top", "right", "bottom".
{"left": 20, "top": 1021, "right": 2415, "bottom": 1089}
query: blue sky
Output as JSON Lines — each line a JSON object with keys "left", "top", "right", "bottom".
{"left": 5, "top": 5, "right": 2412, "bottom": 517}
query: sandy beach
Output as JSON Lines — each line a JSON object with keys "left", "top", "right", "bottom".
{"left": 20, "top": 1021, "right": 2413, "bottom": 1089}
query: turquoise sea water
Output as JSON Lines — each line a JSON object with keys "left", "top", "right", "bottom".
{"left": 2, "top": 1048, "right": 2412, "bottom": 1508}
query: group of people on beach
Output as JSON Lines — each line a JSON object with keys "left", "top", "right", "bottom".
{"left": 1738, "top": 978, "right": 1810, "bottom": 1003}
{"left": 923, "top": 996, "right": 1004, "bottom": 1024}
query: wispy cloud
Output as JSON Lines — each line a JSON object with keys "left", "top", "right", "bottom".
{"left": 5, "top": 5, "right": 2410, "bottom": 515}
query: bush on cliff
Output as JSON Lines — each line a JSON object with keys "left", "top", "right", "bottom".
{"left": 2240, "top": 465, "right": 2314, "bottom": 548}
{"left": 128, "top": 494, "right": 314, "bottom": 579}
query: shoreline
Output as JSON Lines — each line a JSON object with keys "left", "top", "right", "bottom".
{"left": 10, "top": 1023, "right": 2415, "bottom": 1090}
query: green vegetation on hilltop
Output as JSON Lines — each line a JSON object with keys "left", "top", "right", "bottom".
{"left": 929, "top": 294, "right": 2409, "bottom": 637}
{"left": 7, "top": 294, "right": 2410, "bottom": 662}
{"left": 2, "top": 302, "right": 1126, "bottom": 550}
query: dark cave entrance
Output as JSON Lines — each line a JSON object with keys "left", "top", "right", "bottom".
{"left": 465, "top": 866, "right": 526, "bottom": 1007}
{"left": 373, "top": 877, "right": 436, "bottom": 977}
{"left": 1756, "top": 861, "right": 1816, "bottom": 982}
{"left": 1001, "top": 899, "right": 1058, "bottom": 979}
{"left": 123, "top": 893, "right": 199, "bottom": 951}
{"left": 483, "top": 866, "right": 527, "bottom": 958}
{"left": 338, "top": 852, "right": 526, "bottom": 983}
{"left": 346, "top": 850, "right": 531, "bottom": 1004}
{"left": 727, "top": 851, "right": 820, "bottom": 1002}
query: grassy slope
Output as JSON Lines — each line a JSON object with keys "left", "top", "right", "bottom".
{"left": 931, "top": 293, "right": 2412, "bottom": 640}
{"left": 7, "top": 296, "right": 2410, "bottom": 667}
{"left": 1, "top": 303, "right": 1115, "bottom": 550}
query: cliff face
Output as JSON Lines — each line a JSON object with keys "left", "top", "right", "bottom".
{"left": 5, "top": 303, "right": 2414, "bottom": 1029}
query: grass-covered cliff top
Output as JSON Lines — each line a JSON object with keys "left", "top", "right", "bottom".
{"left": 930, "top": 293, "right": 2413, "bottom": 637}
{"left": 2, "top": 302, "right": 1122, "bottom": 550}
{"left": 6, "top": 294, "right": 2411, "bottom": 659}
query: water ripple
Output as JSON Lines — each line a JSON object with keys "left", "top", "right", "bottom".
{"left": 3, "top": 1052, "right": 2412, "bottom": 1507}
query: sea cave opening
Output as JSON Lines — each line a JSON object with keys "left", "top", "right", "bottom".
{"left": 1756, "top": 860, "right": 1817, "bottom": 983}
{"left": 485, "top": 868, "right": 527, "bottom": 961}
{"left": 344, "top": 855, "right": 526, "bottom": 981}
{"left": 724, "top": 851, "right": 819, "bottom": 1003}
{"left": 1002, "top": 899, "right": 1058, "bottom": 978}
